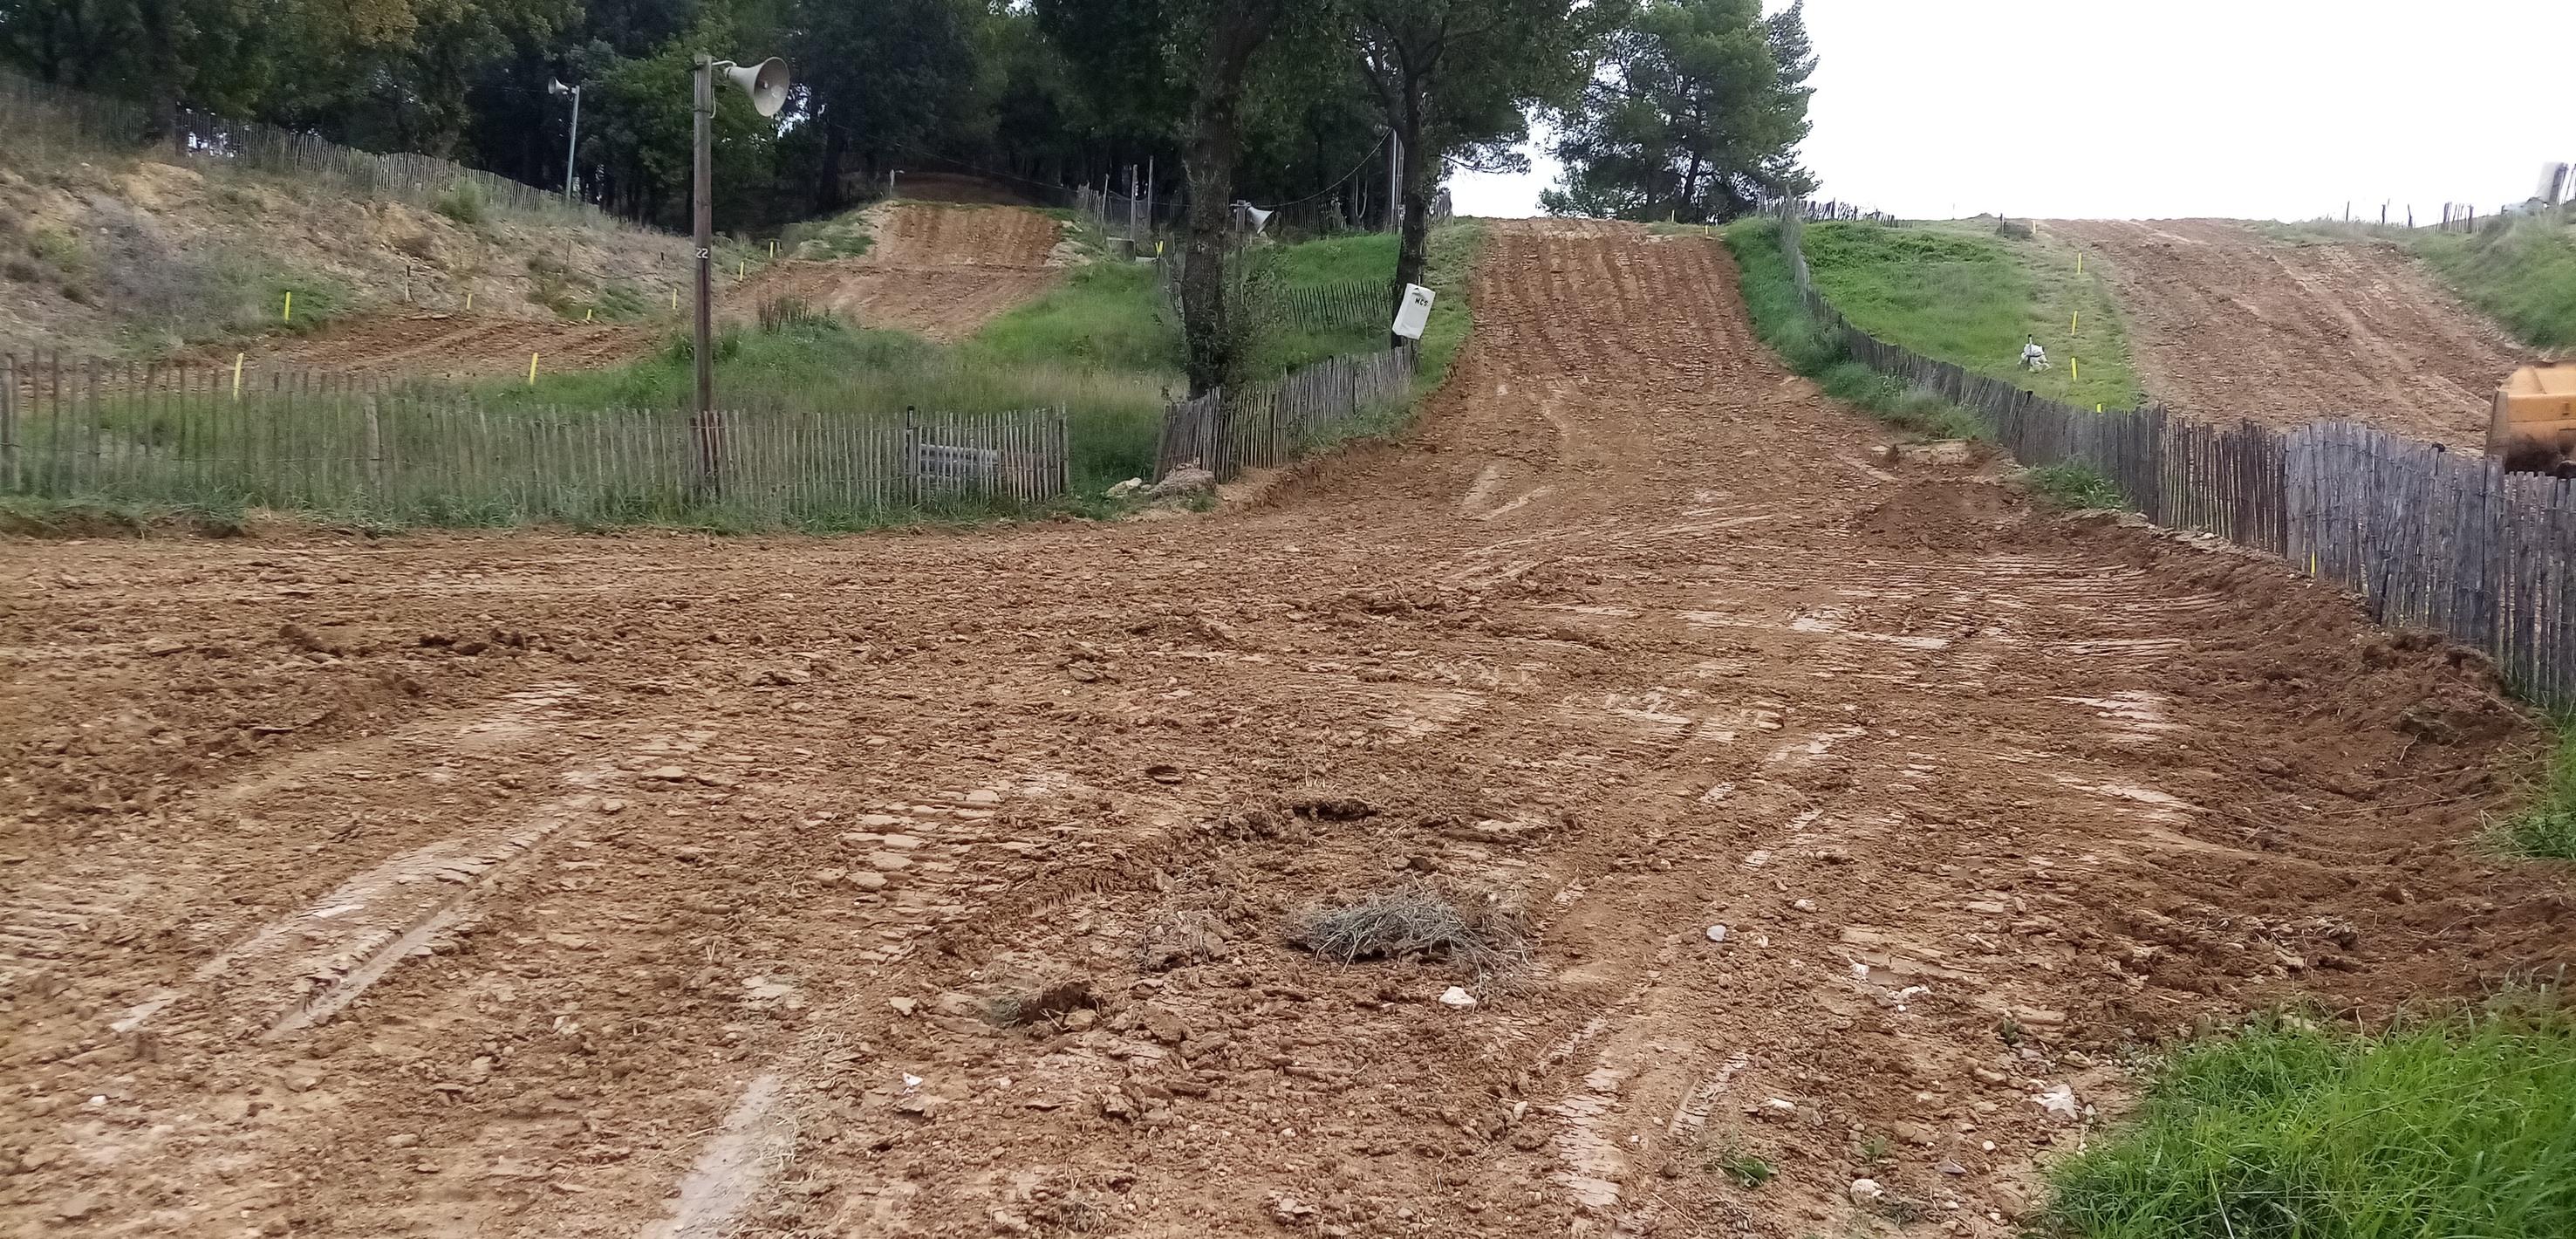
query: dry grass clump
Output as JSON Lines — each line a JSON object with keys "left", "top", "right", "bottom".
{"left": 1288, "top": 883, "right": 1529, "bottom": 977}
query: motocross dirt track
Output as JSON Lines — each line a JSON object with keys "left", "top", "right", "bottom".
{"left": 6, "top": 222, "right": 2568, "bottom": 1239}
{"left": 2046, "top": 219, "right": 2524, "bottom": 449}
{"left": 244, "top": 202, "right": 1069, "bottom": 378}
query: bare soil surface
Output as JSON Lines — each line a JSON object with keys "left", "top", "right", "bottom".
{"left": 243, "top": 202, "right": 1070, "bottom": 377}
{"left": 2046, "top": 219, "right": 2525, "bottom": 448}
{"left": 6, "top": 222, "right": 2568, "bottom": 1239}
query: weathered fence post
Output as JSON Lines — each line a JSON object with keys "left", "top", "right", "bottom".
{"left": 0, "top": 353, "right": 17, "bottom": 493}
{"left": 362, "top": 396, "right": 385, "bottom": 498}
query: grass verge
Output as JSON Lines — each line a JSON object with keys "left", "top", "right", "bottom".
{"left": 2494, "top": 719, "right": 2576, "bottom": 860}
{"left": 1798, "top": 219, "right": 2140, "bottom": 411}
{"left": 2049, "top": 1002, "right": 2576, "bottom": 1239}
{"left": 2412, "top": 213, "right": 2576, "bottom": 352}
{"left": 2022, "top": 462, "right": 2128, "bottom": 510}
{"left": 1721, "top": 218, "right": 1988, "bottom": 440}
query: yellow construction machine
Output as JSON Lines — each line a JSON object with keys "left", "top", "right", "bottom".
{"left": 2491, "top": 361, "right": 2576, "bottom": 477}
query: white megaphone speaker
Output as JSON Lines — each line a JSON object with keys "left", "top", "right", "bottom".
{"left": 722, "top": 58, "right": 790, "bottom": 118}
{"left": 547, "top": 77, "right": 573, "bottom": 98}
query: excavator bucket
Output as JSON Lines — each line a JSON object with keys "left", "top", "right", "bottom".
{"left": 2490, "top": 362, "right": 2576, "bottom": 472}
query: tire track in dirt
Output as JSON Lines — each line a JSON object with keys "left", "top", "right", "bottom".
{"left": 2045, "top": 218, "right": 2525, "bottom": 449}
{"left": 3, "top": 220, "right": 2568, "bottom": 1238}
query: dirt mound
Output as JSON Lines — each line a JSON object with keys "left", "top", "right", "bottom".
{"left": 0, "top": 156, "right": 687, "bottom": 359}
{"left": 854, "top": 200, "right": 1066, "bottom": 269}
{"left": 885, "top": 172, "right": 1038, "bottom": 207}
{"left": 2, "top": 222, "right": 2564, "bottom": 1239}
{"left": 2045, "top": 219, "right": 2521, "bottom": 448}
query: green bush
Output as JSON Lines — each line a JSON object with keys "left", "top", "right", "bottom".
{"left": 2022, "top": 461, "right": 2127, "bottom": 510}
{"left": 434, "top": 181, "right": 488, "bottom": 226}
{"left": 2496, "top": 720, "right": 2576, "bottom": 860}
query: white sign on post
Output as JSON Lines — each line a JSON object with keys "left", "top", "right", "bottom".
{"left": 1391, "top": 283, "right": 1436, "bottom": 340}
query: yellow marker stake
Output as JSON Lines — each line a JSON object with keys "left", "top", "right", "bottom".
{"left": 2071, "top": 311, "right": 2079, "bottom": 335}
{"left": 737, "top": 259, "right": 746, "bottom": 277}
{"left": 282, "top": 291, "right": 292, "bottom": 322}
{"left": 465, "top": 291, "right": 473, "bottom": 311}
{"left": 528, "top": 353, "right": 540, "bottom": 386}
{"left": 585, "top": 308, "right": 594, "bottom": 321}
{"left": 672, "top": 290, "right": 679, "bottom": 311}
{"left": 232, "top": 353, "right": 244, "bottom": 400}
{"left": 2071, "top": 358, "right": 2079, "bottom": 383}
{"left": 2075, "top": 253, "right": 2083, "bottom": 276}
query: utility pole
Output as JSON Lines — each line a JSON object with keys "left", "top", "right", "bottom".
{"left": 692, "top": 52, "right": 716, "bottom": 493}
{"left": 1145, "top": 157, "right": 1155, "bottom": 237}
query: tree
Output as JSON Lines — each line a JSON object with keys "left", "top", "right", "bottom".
{"left": 1351, "top": 0, "right": 1616, "bottom": 323}
{"left": 788, "top": 0, "right": 976, "bottom": 212}
{"left": 1542, "top": 0, "right": 1813, "bottom": 223}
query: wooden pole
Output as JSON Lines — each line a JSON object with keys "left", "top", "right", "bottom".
{"left": 691, "top": 55, "right": 720, "bottom": 494}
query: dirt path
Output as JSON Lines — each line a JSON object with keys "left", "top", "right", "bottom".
{"left": 5, "top": 222, "right": 2565, "bottom": 1238}
{"left": 2045, "top": 219, "right": 2524, "bottom": 449}
{"left": 244, "top": 202, "right": 1070, "bottom": 378}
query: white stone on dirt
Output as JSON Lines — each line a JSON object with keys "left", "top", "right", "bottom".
{"left": 1849, "top": 1179, "right": 1885, "bottom": 1204}
{"left": 1438, "top": 986, "right": 1478, "bottom": 1009}
{"left": 1792, "top": 898, "right": 1817, "bottom": 912}
{"left": 1149, "top": 467, "right": 1216, "bottom": 501}
{"left": 1107, "top": 478, "right": 1145, "bottom": 498}
{"left": 1705, "top": 924, "right": 1728, "bottom": 943}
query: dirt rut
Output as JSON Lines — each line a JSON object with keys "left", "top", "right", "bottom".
{"left": 3, "top": 222, "right": 2567, "bottom": 1238}
{"left": 2046, "top": 218, "right": 2524, "bottom": 448}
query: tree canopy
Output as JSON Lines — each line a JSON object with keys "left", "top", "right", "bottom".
{"left": 1541, "top": 0, "right": 1814, "bottom": 223}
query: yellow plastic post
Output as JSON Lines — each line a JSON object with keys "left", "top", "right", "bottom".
{"left": 282, "top": 291, "right": 292, "bottom": 321}
{"left": 2075, "top": 254, "right": 2083, "bottom": 276}
{"left": 528, "top": 353, "right": 539, "bottom": 386}
{"left": 2071, "top": 311, "right": 2079, "bottom": 335}
{"left": 232, "top": 353, "right": 244, "bottom": 400}
{"left": 2072, "top": 358, "right": 2080, "bottom": 382}
{"left": 737, "top": 259, "right": 745, "bottom": 277}
{"left": 672, "top": 289, "right": 679, "bottom": 311}
{"left": 585, "top": 308, "right": 594, "bottom": 321}
{"left": 465, "top": 291, "right": 474, "bottom": 311}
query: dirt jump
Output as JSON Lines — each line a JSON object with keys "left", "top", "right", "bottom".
{"left": 247, "top": 200, "right": 1072, "bottom": 379}
{"left": 5, "top": 222, "right": 2566, "bottom": 1238}
{"left": 2046, "top": 219, "right": 2525, "bottom": 449}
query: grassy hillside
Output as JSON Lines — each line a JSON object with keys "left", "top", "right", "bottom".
{"left": 2412, "top": 214, "right": 2576, "bottom": 352}
{"left": 1798, "top": 219, "right": 2142, "bottom": 411}
{"left": 1721, "top": 217, "right": 1987, "bottom": 441}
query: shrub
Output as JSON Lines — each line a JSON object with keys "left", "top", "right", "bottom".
{"left": 434, "top": 181, "right": 488, "bottom": 226}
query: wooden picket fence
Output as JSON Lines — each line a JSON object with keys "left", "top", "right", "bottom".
{"left": 0, "top": 354, "right": 1069, "bottom": 527}
{"left": 1158, "top": 346, "right": 1417, "bottom": 480}
{"left": 1776, "top": 211, "right": 2576, "bottom": 709}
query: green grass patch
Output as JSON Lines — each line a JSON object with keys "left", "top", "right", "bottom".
{"left": 2049, "top": 1003, "right": 2576, "bottom": 1239}
{"left": 2493, "top": 719, "right": 2576, "bottom": 861}
{"left": 778, "top": 205, "right": 876, "bottom": 260}
{"left": 1721, "top": 219, "right": 1988, "bottom": 440}
{"left": 2412, "top": 213, "right": 2576, "bottom": 351}
{"left": 0, "top": 493, "right": 253, "bottom": 537}
{"left": 970, "top": 260, "right": 1179, "bottom": 376}
{"left": 1799, "top": 219, "right": 2140, "bottom": 411}
{"left": 2022, "top": 461, "right": 2128, "bottom": 510}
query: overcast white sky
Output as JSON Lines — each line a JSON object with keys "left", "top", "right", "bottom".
{"left": 1450, "top": 0, "right": 2576, "bottom": 222}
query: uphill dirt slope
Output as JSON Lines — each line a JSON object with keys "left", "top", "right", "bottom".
{"left": 5, "top": 222, "right": 2567, "bottom": 1239}
{"left": 246, "top": 202, "right": 1070, "bottom": 377}
{"left": 2046, "top": 219, "right": 2523, "bottom": 448}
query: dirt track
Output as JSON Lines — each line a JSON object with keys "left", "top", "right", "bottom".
{"left": 6, "top": 222, "right": 2568, "bottom": 1238}
{"left": 2046, "top": 219, "right": 2525, "bottom": 448}
{"left": 248, "top": 202, "right": 1070, "bottom": 378}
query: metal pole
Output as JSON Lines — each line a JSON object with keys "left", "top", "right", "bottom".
{"left": 1145, "top": 156, "right": 1155, "bottom": 236}
{"left": 563, "top": 86, "right": 581, "bottom": 203}
{"left": 1386, "top": 132, "right": 1401, "bottom": 232}
{"left": 692, "top": 55, "right": 717, "bottom": 491}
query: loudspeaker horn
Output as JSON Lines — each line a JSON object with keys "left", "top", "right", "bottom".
{"left": 723, "top": 58, "right": 789, "bottom": 118}
{"left": 547, "top": 77, "right": 573, "bottom": 97}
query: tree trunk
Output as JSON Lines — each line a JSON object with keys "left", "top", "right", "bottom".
{"left": 816, "top": 119, "right": 848, "bottom": 214}
{"left": 1178, "top": 2, "right": 1281, "bottom": 400}
{"left": 134, "top": 0, "right": 183, "bottom": 156}
{"left": 1678, "top": 150, "right": 1704, "bottom": 221}
{"left": 1389, "top": 95, "right": 1431, "bottom": 350}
